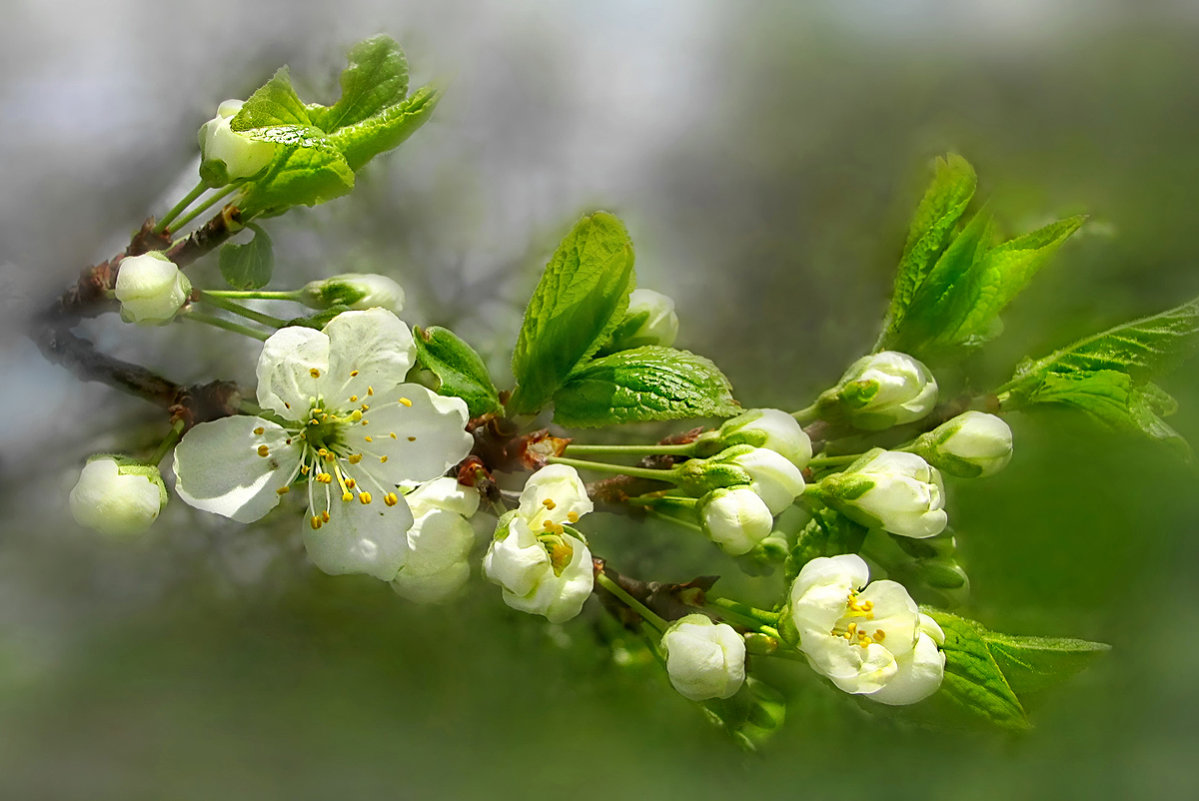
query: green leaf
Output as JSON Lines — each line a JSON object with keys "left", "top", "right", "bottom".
{"left": 700, "top": 677, "right": 786, "bottom": 753}
{"left": 413, "top": 326, "right": 503, "bottom": 418}
{"left": 925, "top": 610, "right": 1030, "bottom": 731}
{"left": 306, "top": 35, "right": 409, "bottom": 132}
{"left": 551, "top": 346, "right": 739, "bottom": 427}
{"left": 879, "top": 153, "right": 977, "bottom": 345}
{"left": 231, "top": 68, "right": 312, "bottom": 130}
{"left": 328, "top": 86, "right": 441, "bottom": 172}
{"left": 783, "top": 508, "right": 868, "bottom": 584}
{"left": 218, "top": 224, "right": 274, "bottom": 290}
{"left": 238, "top": 139, "right": 355, "bottom": 217}
{"left": 983, "top": 633, "right": 1109, "bottom": 696}
{"left": 508, "top": 212, "right": 636, "bottom": 415}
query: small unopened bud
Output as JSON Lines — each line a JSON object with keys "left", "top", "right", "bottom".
{"left": 660, "top": 614, "right": 746, "bottom": 701}
{"left": 818, "top": 449, "right": 947, "bottom": 539}
{"left": 198, "top": 99, "right": 278, "bottom": 185}
{"left": 699, "top": 486, "right": 774, "bottom": 555}
{"left": 722, "top": 446, "right": 806, "bottom": 515}
{"left": 301, "top": 273, "right": 405, "bottom": 313}
{"left": 823, "top": 351, "right": 937, "bottom": 430}
{"left": 916, "top": 411, "right": 1013, "bottom": 478}
{"left": 114, "top": 252, "right": 191, "bottom": 325}
{"left": 606, "top": 288, "right": 679, "bottom": 351}
{"left": 699, "top": 408, "right": 813, "bottom": 469}
{"left": 69, "top": 456, "right": 167, "bottom": 536}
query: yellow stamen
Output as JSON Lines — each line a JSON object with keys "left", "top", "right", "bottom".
{"left": 347, "top": 453, "right": 363, "bottom": 464}
{"left": 358, "top": 492, "right": 372, "bottom": 505}
{"left": 367, "top": 386, "right": 374, "bottom": 396}
{"left": 361, "top": 419, "right": 369, "bottom": 426}
{"left": 542, "top": 498, "right": 557, "bottom": 510}
{"left": 407, "top": 436, "right": 416, "bottom": 442}
{"left": 300, "top": 465, "right": 311, "bottom": 475}
{"left": 310, "top": 516, "right": 322, "bottom": 530}
{"left": 873, "top": 630, "right": 886, "bottom": 642}
{"left": 364, "top": 435, "right": 373, "bottom": 443}
{"left": 350, "top": 370, "right": 359, "bottom": 377}
{"left": 350, "top": 395, "right": 358, "bottom": 402}
{"left": 567, "top": 511, "right": 580, "bottom": 523}
{"left": 389, "top": 432, "right": 397, "bottom": 439}
{"left": 321, "top": 511, "right": 330, "bottom": 523}
{"left": 399, "top": 397, "right": 412, "bottom": 407}
{"left": 253, "top": 427, "right": 264, "bottom": 435}
{"left": 342, "top": 491, "right": 353, "bottom": 502}
{"left": 316, "top": 473, "right": 332, "bottom": 484}
{"left": 350, "top": 410, "right": 363, "bottom": 422}
{"left": 384, "top": 493, "right": 398, "bottom": 507}
{"left": 276, "top": 486, "right": 290, "bottom": 495}
{"left": 345, "top": 478, "right": 356, "bottom": 489}
{"left": 360, "top": 404, "right": 370, "bottom": 411}
{"left": 257, "top": 445, "right": 270, "bottom": 457}
{"left": 310, "top": 368, "right": 321, "bottom": 378}
{"left": 380, "top": 455, "right": 389, "bottom": 463}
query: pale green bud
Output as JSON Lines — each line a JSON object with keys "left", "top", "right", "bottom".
{"left": 916, "top": 411, "right": 1013, "bottom": 478}
{"left": 198, "top": 99, "right": 278, "bottom": 185}
{"left": 606, "top": 288, "right": 679, "bottom": 351}
{"left": 819, "top": 449, "right": 947, "bottom": 539}
{"left": 301, "top": 273, "right": 405, "bottom": 313}
{"left": 699, "top": 486, "right": 774, "bottom": 555}
{"left": 824, "top": 351, "right": 938, "bottom": 430}
{"left": 69, "top": 456, "right": 167, "bottom": 536}
{"left": 698, "top": 408, "right": 813, "bottom": 469}
{"left": 660, "top": 614, "right": 746, "bottom": 701}
{"left": 114, "top": 252, "right": 191, "bottom": 325}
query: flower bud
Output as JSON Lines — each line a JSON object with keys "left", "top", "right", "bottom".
{"left": 69, "top": 456, "right": 167, "bottom": 536}
{"left": 114, "top": 252, "right": 191, "bottom": 325}
{"left": 482, "top": 516, "right": 594, "bottom": 623}
{"left": 391, "top": 478, "right": 480, "bottom": 604}
{"left": 723, "top": 446, "right": 806, "bottom": 515}
{"left": 699, "top": 487, "right": 774, "bottom": 555}
{"left": 301, "top": 273, "right": 405, "bottom": 313}
{"left": 819, "top": 449, "right": 947, "bottom": 539}
{"left": 824, "top": 351, "right": 937, "bottom": 430}
{"left": 660, "top": 614, "right": 746, "bottom": 701}
{"left": 916, "top": 411, "right": 1013, "bottom": 478}
{"left": 198, "top": 99, "right": 278, "bottom": 185}
{"left": 606, "top": 288, "right": 679, "bottom": 350}
{"left": 701, "top": 408, "right": 813, "bottom": 469}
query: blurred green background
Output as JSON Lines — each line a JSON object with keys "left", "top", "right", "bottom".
{"left": 2, "top": 1, "right": 1197, "bottom": 799}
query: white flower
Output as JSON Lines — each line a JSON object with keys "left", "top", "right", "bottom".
{"left": 819, "top": 449, "right": 947, "bottom": 539}
{"left": 610, "top": 288, "right": 679, "bottom": 349}
{"left": 482, "top": 464, "right": 595, "bottom": 623}
{"left": 198, "top": 99, "right": 278, "bottom": 184}
{"left": 708, "top": 408, "right": 813, "bottom": 469}
{"left": 832, "top": 351, "right": 938, "bottom": 430}
{"left": 723, "top": 447, "right": 806, "bottom": 515}
{"left": 302, "top": 273, "right": 405, "bottom": 313}
{"left": 172, "top": 308, "right": 473, "bottom": 581}
{"left": 660, "top": 614, "right": 746, "bottom": 701}
{"left": 918, "top": 411, "right": 1013, "bottom": 478}
{"left": 391, "top": 477, "right": 481, "bottom": 603}
{"left": 69, "top": 456, "right": 167, "bottom": 536}
{"left": 114, "top": 252, "right": 191, "bottom": 325}
{"left": 790, "top": 554, "right": 944, "bottom": 705}
{"left": 698, "top": 487, "right": 774, "bottom": 555}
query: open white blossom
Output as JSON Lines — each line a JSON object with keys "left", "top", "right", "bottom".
{"left": 198, "top": 99, "right": 278, "bottom": 184}
{"left": 173, "top": 308, "right": 473, "bottom": 581}
{"left": 302, "top": 273, "right": 405, "bottom": 314}
{"left": 832, "top": 351, "right": 938, "bottom": 430}
{"left": 482, "top": 464, "right": 595, "bottom": 623}
{"left": 69, "top": 456, "right": 167, "bottom": 536}
{"left": 391, "top": 477, "right": 480, "bottom": 603}
{"left": 790, "top": 554, "right": 945, "bottom": 705}
{"left": 114, "top": 252, "right": 191, "bottom": 325}
{"left": 708, "top": 408, "right": 813, "bottom": 469}
{"left": 819, "top": 449, "right": 947, "bottom": 539}
{"left": 661, "top": 614, "right": 746, "bottom": 701}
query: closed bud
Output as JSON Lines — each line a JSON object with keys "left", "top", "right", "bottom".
{"left": 823, "top": 351, "right": 937, "bottom": 430}
{"left": 722, "top": 446, "right": 806, "bottom": 515}
{"left": 391, "top": 478, "right": 480, "bottom": 604}
{"left": 660, "top": 614, "right": 746, "bottom": 701}
{"left": 818, "top": 449, "right": 947, "bottom": 539}
{"left": 699, "top": 487, "right": 774, "bottom": 555}
{"left": 605, "top": 288, "right": 679, "bottom": 351}
{"left": 699, "top": 408, "right": 813, "bottom": 469}
{"left": 198, "top": 99, "right": 278, "bottom": 185}
{"left": 69, "top": 456, "right": 167, "bottom": 536}
{"left": 301, "top": 273, "right": 405, "bottom": 313}
{"left": 114, "top": 252, "right": 191, "bottom": 325}
{"left": 916, "top": 411, "right": 1013, "bottom": 478}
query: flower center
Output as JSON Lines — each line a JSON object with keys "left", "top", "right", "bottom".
{"left": 831, "top": 589, "right": 887, "bottom": 648}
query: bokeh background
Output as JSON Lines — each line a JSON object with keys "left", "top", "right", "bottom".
{"left": 2, "top": 1, "right": 1198, "bottom": 798}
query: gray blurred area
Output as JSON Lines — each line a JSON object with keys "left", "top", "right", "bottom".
{"left": 2, "top": 1, "right": 1198, "bottom": 798}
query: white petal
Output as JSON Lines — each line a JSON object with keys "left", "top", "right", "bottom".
{"left": 518, "top": 464, "right": 594, "bottom": 527}
{"left": 404, "top": 477, "right": 480, "bottom": 518}
{"left": 867, "top": 631, "right": 946, "bottom": 705}
{"left": 347, "top": 386, "right": 472, "bottom": 485}
{"left": 255, "top": 326, "right": 331, "bottom": 417}
{"left": 323, "top": 309, "right": 416, "bottom": 401}
{"left": 392, "top": 561, "right": 470, "bottom": 604}
{"left": 404, "top": 508, "right": 476, "bottom": 575}
{"left": 482, "top": 519, "right": 547, "bottom": 597}
{"left": 173, "top": 417, "right": 300, "bottom": 523}
{"left": 302, "top": 489, "right": 414, "bottom": 581}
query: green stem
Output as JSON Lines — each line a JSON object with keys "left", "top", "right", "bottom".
{"left": 708, "top": 596, "right": 781, "bottom": 628}
{"left": 181, "top": 310, "right": 269, "bottom": 341}
{"left": 547, "top": 455, "right": 680, "bottom": 484}
{"left": 171, "top": 185, "right": 240, "bottom": 232}
{"left": 154, "top": 180, "right": 208, "bottom": 233}
{"left": 563, "top": 441, "right": 698, "bottom": 458}
{"left": 808, "top": 453, "right": 861, "bottom": 468}
{"left": 792, "top": 402, "right": 820, "bottom": 424}
{"left": 202, "top": 289, "right": 305, "bottom": 302}
{"left": 198, "top": 291, "right": 291, "bottom": 329}
{"left": 645, "top": 506, "right": 703, "bottom": 532}
{"left": 596, "top": 573, "right": 669, "bottom": 632}
{"left": 149, "top": 419, "right": 187, "bottom": 465}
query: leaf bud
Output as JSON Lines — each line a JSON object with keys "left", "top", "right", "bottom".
{"left": 114, "top": 252, "right": 191, "bottom": 325}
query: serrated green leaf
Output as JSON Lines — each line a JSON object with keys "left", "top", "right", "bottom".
{"left": 879, "top": 153, "right": 977, "bottom": 346}
{"left": 327, "top": 86, "right": 440, "bottom": 172}
{"left": 306, "top": 35, "right": 409, "bottom": 132}
{"left": 551, "top": 346, "right": 738, "bottom": 427}
{"left": 413, "top": 326, "right": 502, "bottom": 418}
{"left": 238, "top": 139, "right": 355, "bottom": 217}
{"left": 783, "top": 508, "right": 867, "bottom": 584}
{"left": 983, "top": 633, "right": 1109, "bottom": 696}
{"left": 508, "top": 212, "right": 636, "bottom": 415}
{"left": 218, "top": 224, "right": 273, "bottom": 289}
{"left": 925, "top": 610, "right": 1029, "bottom": 731}
{"left": 231, "top": 68, "right": 312, "bottom": 130}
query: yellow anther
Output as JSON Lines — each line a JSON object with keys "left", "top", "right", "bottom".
{"left": 318, "top": 448, "right": 329, "bottom": 456}
{"left": 360, "top": 404, "right": 370, "bottom": 411}
{"left": 310, "top": 419, "right": 321, "bottom": 426}
{"left": 407, "top": 436, "right": 416, "bottom": 442}
{"left": 361, "top": 419, "right": 369, "bottom": 426}
{"left": 350, "top": 395, "right": 358, "bottom": 403}
{"left": 399, "top": 397, "right": 412, "bottom": 407}
{"left": 257, "top": 445, "right": 270, "bottom": 457}
{"left": 316, "top": 473, "right": 333, "bottom": 484}
{"left": 543, "top": 519, "right": 556, "bottom": 531}
{"left": 321, "top": 511, "right": 330, "bottom": 523}
{"left": 350, "top": 410, "right": 362, "bottom": 422}
{"left": 313, "top": 408, "right": 323, "bottom": 415}
{"left": 384, "top": 493, "right": 398, "bottom": 507}
{"left": 276, "top": 486, "right": 290, "bottom": 495}
{"left": 379, "top": 455, "right": 389, "bottom": 463}
{"left": 350, "top": 370, "right": 359, "bottom": 377}
{"left": 324, "top": 452, "right": 334, "bottom": 462}
{"left": 567, "top": 511, "right": 580, "bottom": 523}
{"left": 367, "top": 386, "right": 374, "bottom": 396}
{"left": 847, "top": 622, "right": 857, "bottom": 636}
{"left": 345, "top": 478, "right": 356, "bottom": 489}
{"left": 310, "top": 368, "right": 321, "bottom": 378}
{"left": 347, "top": 453, "right": 363, "bottom": 464}
{"left": 389, "top": 432, "right": 397, "bottom": 439}
{"left": 861, "top": 600, "right": 874, "bottom": 612}
{"left": 310, "top": 516, "right": 322, "bottom": 530}
{"left": 873, "top": 630, "right": 886, "bottom": 642}
{"left": 284, "top": 401, "right": 291, "bottom": 409}
{"left": 300, "top": 465, "right": 311, "bottom": 475}
{"left": 542, "top": 498, "right": 557, "bottom": 510}
{"left": 358, "top": 492, "right": 372, "bottom": 505}
{"left": 253, "top": 427, "right": 264, "bottom": 435}
{"left": 342, "top": 491, "right": 353, "bottom": 503}
{"left": 364, "top": 435, "right": 373, "bottom": 443}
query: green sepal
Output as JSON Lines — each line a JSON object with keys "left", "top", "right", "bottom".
{"left": 782, "top": 507, "right": 868, "bottom": 585}
{"left": 412, "top": 325, "right": 503, "bottom": 418}
{"left": 218, "top": 224, "right": 274, "bottom": 290}
{"left": 699, "top": 676, "right": 787, "bottom": 754}
{"left": 305, "top": 34, "right": 409, "bottom": 132}
{"left": 551, "top": 346, "right": 739, "bottom": 428}
{"left": 508, "top": 212, "right": 636, "bottom": 415}
{"left": 860, "top": 529, "right": 970, "bottom": 608}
